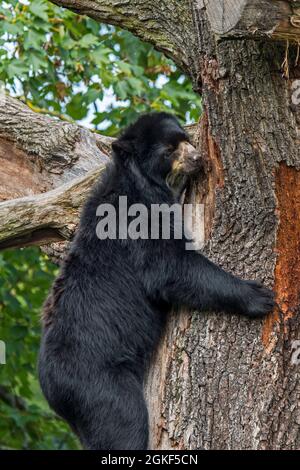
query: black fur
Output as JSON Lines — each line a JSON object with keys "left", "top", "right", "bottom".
{"left": 38, "top": 112, "right": 275, "bottom": 450}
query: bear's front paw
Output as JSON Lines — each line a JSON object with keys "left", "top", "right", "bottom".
{"left": 241, "top": 281, "right": 275, "bottom": 317}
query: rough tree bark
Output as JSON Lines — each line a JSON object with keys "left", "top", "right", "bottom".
{"left": 1, "top": 0, "right": 300, "bottom": 450}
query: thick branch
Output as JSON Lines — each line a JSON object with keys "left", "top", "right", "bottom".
{"left": 0, "top": 94, "right": 111, "bottom": 201}
{"left": 0, "top": 168, "right": 104, "bottom": 250}
{"left": 202, "top": 0, "right": 300, "bottom": 42}
{"left": 0, "top": 93, "right": 110, "bottom": 257}
{"left": 50, "top": 0, "right": 197, "bottom": 76}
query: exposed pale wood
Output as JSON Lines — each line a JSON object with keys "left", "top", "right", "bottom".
{"left": 204, "top": 0, "right": 248, "bottom": 34}
{"left": 202, "top": 0, "right": 300, "bottom": 42}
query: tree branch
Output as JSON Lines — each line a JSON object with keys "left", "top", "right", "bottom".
{"left": 0, "top": 168, "right": 104, "bottom": 250}
{"left": 202, "top": 0, "right": 300, "bottom": 43}
{"left": 0, "top": 93, "right": 111, "bottom": 201}
{"left": 50, "top": 0, "right": 197, "bottom": 76}
{"left": 0, "top": 93, "right": 110, "bottom": 258}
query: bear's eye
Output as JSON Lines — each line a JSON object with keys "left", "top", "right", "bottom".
{"left": 164, "top": 144, "right": 179, "bottom": 158}
{"left": 167, "top": 143, "right": 177, "bottom": 151}
{"left": 170, "top": 138, "right": 188, "bottom": 153}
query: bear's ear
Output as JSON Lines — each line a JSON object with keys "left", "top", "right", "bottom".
{"left": 112, "top": 139, "right": 132, "bottom": 155}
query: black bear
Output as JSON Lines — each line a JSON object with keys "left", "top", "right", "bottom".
{"left": 38, "top": 112, "right": 274, "bottom": 450}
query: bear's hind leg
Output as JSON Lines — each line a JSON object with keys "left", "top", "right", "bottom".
{"left": 77, "top": 369, "right": 149, "bottom": 450}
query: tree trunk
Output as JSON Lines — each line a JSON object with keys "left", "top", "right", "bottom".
{"left": 1, "top": 0, "right": 300, "bottom": 450}
{"left": 145, "top": 4, "right": 300, "bottom": 450}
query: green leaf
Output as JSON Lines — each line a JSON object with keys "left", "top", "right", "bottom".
{"left": 78, "top": 33, "right": 98, "bottom": 48}
{"left": 115, "top": 81, "right": 129, "bottom": 100}
{"left": 2, "top": 22, "right": 23, "bottom": 35}
{"left": 7, "top": 61, "right": 28, "bottom": 79}
{"left": 66, "top": 93, "right": 88, "bottom": 120}
{"left": 24, "top": 29, "right": 44, "bottom": 51}
{"left": 84, "top": 87, "right": 103, "bottom": 104}
{"left": 90, "top": 46, "right": 111, "bottom": 65}
{"left": 29, "top": 0, "right": 49, "bottom": 22}
{"left": 28, "top": 50, "right": 46, "bottom": 72}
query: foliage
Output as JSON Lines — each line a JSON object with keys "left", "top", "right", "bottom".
{"left": 0, "top": 248, "right": 79, "bottom": 449}
{"left": 0, "top": 0, "right": 201, "bottom": 135}
{"left": 0, "top": 0, "right": 200, "bottom": 450}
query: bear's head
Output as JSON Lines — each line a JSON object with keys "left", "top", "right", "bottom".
{"left": 111, "top": 112, "right": 199, "bottom": 181}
